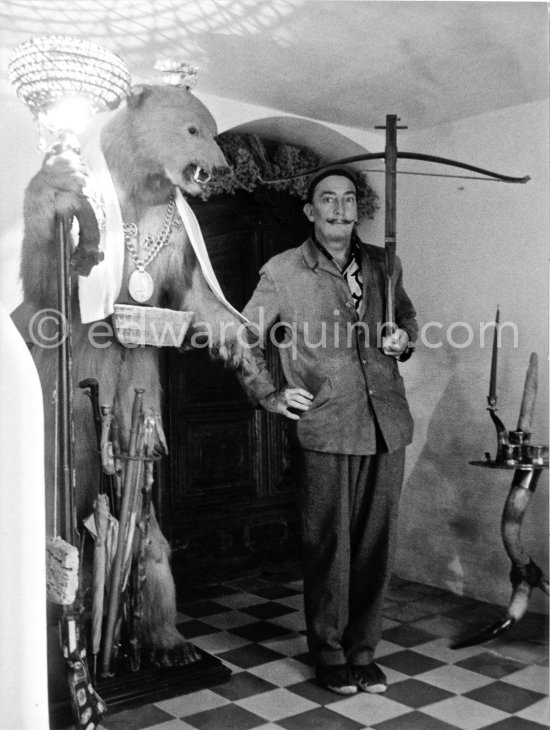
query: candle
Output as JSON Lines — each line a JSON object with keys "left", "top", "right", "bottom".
{"left": 488, "top": 305, "right": 500, "bottom": 407}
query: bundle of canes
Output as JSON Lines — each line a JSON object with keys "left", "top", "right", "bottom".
{"left": 79, "top": 380, "right": 119, "bottom": 680}
{"left": 112, "top": 413, "right": 147, "bottom": 664}
{"left": 101, "top": 388, "right": 145, "bottom": 677}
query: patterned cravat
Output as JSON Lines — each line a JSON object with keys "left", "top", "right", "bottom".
{"left": 314, "top": 235, "right": 363, "bottom": 312}
{"left": 342, "top": 248, "right": 363, "bottom": 312}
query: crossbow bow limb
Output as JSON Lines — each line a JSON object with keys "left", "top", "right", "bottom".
{"left": 260, "top": 114, "right": 530, "bottom": 332}
{"left": 269, "top": 149, "right": 531, "bottom": 185}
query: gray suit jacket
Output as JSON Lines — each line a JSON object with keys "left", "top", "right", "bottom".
{"left": 240, "top": 236, "right": 418, "bottom": 455}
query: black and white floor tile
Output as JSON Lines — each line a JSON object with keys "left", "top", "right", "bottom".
{"left": 97, "top": 572, "right": 548, "bottom": 730}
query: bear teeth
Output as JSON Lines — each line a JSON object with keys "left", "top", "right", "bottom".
{"left": 193, "top": 166, "right": 211, "bottom": 184}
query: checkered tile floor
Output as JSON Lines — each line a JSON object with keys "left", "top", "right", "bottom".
{"left": 97, "top": 571, "right": 548, "bottom": 730}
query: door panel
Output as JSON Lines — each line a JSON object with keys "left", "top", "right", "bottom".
{"left": 163, "top": 191, "right": 310, "bottom": 581}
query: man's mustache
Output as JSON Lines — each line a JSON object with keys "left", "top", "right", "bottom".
{"left": 326, "top": 218, "right": 355, "bottom": 225}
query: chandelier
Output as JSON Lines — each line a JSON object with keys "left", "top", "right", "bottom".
{"left": 8, "top": 35, "right": 131, "bottom": 136}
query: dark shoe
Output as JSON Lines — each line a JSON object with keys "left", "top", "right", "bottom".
{"left": 352, "top": 662, "right": 387, "bottom": 693}
{"left": 316, "top": 664, "right": 357, "bottom": 695}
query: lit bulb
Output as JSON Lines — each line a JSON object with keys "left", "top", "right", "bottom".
{"left": 39, "top": 96, "right": 95, "bottom": 137}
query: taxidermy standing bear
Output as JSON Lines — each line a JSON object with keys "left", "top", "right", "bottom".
{"left": 14, "top": 84, "right": 254, "bottom": 667}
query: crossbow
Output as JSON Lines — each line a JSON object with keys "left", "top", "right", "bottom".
{"left": 261, "top": 114, "right": 530, "bottom": 332}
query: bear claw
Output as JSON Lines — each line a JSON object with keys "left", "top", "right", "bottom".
{"left": 149, "top": 641, "right": 201, "bottom": 668}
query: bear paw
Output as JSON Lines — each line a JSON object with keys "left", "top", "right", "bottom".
{"left": 148, "top": 640, "right": 201, "bottom": 667}
{"left": 210, "top": 339, "right": 248, "bottom": 370}
{"left": 72, "top": 244, "right": 104, "bottom": 276}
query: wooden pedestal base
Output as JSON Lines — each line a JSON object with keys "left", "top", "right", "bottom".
{"left": 49, "top": 648, "right": 231, "bottom": 728}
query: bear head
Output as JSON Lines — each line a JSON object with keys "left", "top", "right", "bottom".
{"left": 100, "top": 84, "right": 228, "bottom": 204}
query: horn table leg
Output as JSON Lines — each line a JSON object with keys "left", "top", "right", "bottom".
{"left": 452, "top": 466, "right": 547, "bottom": 649}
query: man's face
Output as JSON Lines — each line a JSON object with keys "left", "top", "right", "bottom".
{"left": 303, "top": 175, "right": 358, "bottom": 246}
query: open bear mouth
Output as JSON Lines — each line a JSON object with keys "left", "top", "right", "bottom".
{"left": 186, "top": 164, "right": 211, "bottom": 185}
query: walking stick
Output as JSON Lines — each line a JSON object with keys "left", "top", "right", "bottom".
{"left": 78, "top": 378, "right": 101, "bottom": 445}
{"left": 101, "top": 404, "right": 123, "bottom": 514}
{"left": 90, "top": 494, "right": 110, "bottom": 681}
{"left": 101, "top": 388, "right": 145, "bottom": 677}
{"left": 79, "top": 378, "right": 119, "bottom": 510}
{"left": 51, "top": 211, "right": 106, "bottom": 726}
{"left": 56, "top": 213, "right": 78, "bottom": 547}
{"left": 129, "top": 414, "right": 157, "bottom": 672}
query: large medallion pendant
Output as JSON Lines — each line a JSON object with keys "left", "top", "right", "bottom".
{"left": 128, "top": 270, "right": 154, "bottom": 303}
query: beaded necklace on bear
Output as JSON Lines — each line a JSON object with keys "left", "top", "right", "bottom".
{"left": 123, "top": 193, "right": 177, "bottom": 303}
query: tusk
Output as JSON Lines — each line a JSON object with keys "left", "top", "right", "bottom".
{"left": 452, "top": 467, "right": 547, "bottom": 649}
{"left": 452, "top": 617, "right": 514, "bottom": 650}
{"left": 517, "top": 353, "right": 538, "bottom": 432}
{"left": 452, "top": 562, "right": 543, "bottom": 649}
{"left": 501, "top": 469, "right": 542, "bottom": 567}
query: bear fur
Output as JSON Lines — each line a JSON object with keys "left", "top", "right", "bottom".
{"left": 13, "top": 84, "right": 254, "bottom": 667}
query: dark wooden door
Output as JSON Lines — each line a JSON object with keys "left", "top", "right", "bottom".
{"left": 162, "top": 190, "right": 310, "bottom": 584}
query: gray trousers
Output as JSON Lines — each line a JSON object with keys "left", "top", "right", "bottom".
{"left": 296, "top": 447, "right": 405, "bottom": 666}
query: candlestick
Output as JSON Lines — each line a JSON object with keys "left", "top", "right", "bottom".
{"left": 488, "top": 305, "right": 500, "bottom": 408}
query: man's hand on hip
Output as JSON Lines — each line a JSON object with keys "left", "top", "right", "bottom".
{"left": 260, "top": 387, "right": 314, "bottom": 420}
{"left": 382, "top": 328, "right": 410, "bottom": 358}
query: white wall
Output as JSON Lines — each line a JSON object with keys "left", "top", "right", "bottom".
{"left": 0, "top": 303, "right": 49, "bottom": 729}
{"left": 393, "top": 99, "right": 549, "bottom": 612}
{"left": 0, "top": 95, "right": 40, "bottom": 311}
